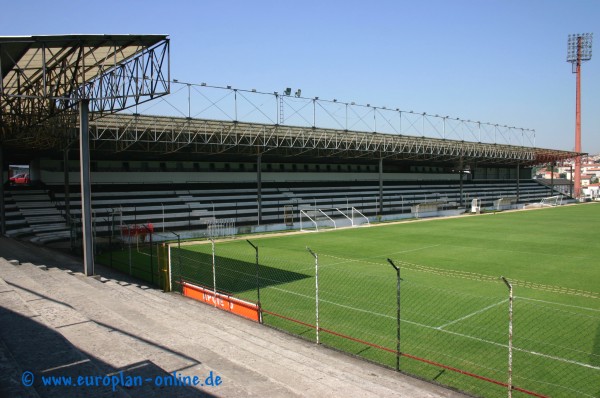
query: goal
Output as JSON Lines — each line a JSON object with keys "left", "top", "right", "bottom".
{"left": 205, "top": 218, "right": 236, "bottom": 239}
{"left": 470, "top": 198, "right": 481, "bottom": 214}
{"left": 350, "top": 207, "right": 370, "bottom": 226}
{"left": 300, "top": 208, "right": 336, "bottom": 232}
{"left": 540, "top": 195, "right": 562, "bottom": 207}
{"left": 493, "top": 197, "right": 517, "bottom": 211}
{"left": 284, "top": 205, "right": 294, "bottom": 226}
{"left": 524, "top": 195, "right": 563, "bottom": 209}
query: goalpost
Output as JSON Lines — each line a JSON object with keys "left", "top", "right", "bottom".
{"left": 284, "top": 205, "right": 294, "bottom": 226}
{"left": 493, "top": 197, "right": 517, "bottom": 212}
{"left": 524, "top": 195, "right": 563, "bottom": 209}
{"left": 540, "top": 195, "right": 562, "bottom": 207}
{"left": 205, "top": 218, "right": 236, "bottom": 239}
{"left": 300, "top": 209, "right": 336, "bottom": 232}
{"left": 351, "top": 207, "right": 370, "bottom": 226}
{"left": 470, "top": 198, "right": 481, "bottom": 214}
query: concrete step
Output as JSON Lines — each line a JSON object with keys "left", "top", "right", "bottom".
{"left": 0, "top": 278, "right": 42, "bottom": 398}
{"left": 6, "top": 219, "right": 28, "bottom": 227}
{"left": 75, "top": 273, "right": 408, "bottom": 398}
{"left": 10, "top": 193, "right": 50, "bottom": 201}
{"left": 7, "top": 263, "right": 229, "bottom": 397}
{"left": 30, "top": 223, "right": 69, "bottom": 233}
{"left": 20, "top": 207, "right": 61, "bottom": 214}
{"left": 0, "top": 264, "right": 132, "bottom": 398}
{"left": 30, "top": 232, "right": 71, "bottom": 245}
{"left": 24, "top": 212, "right": 65, "bottom": 224}
{"left": 18, "top": 264, "right": 359, "bottom": 397}
{"left": 4, "top": 227, "right": 34, "bottom": 238}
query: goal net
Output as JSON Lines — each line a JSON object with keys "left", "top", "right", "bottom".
{"left": 300, "top": 208, "right": 336, "bottom": 232}
{"left": 470, "top": 198, "right": 481, "bottom": 214}
{"left": 284, "top": 205, "right": 294, "bottom": 226}
{"left": 524, "top": 195, "right": 563, "bottom": 209}
{"left": 351, "top": 207, "right": 370, "bottom": 226}
{"left": 493, "top": 197, "right": 517, "bottom": 211}
{"left": 205, "top": 218, "right": 236, "bottom": 239}
{"left": 540, "top": 195, "right": 562, "bottom": 207}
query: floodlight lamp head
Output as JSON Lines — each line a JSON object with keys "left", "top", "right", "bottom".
{"left": 284, "top": 87, "right": 292, "bottom": 96}
{"left": 295, "top": 89, "right": 301, "bottom": 97}
{"left": 567, "top": 32, "right": 593, "bottom": 63}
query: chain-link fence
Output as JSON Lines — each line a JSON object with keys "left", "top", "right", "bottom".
{"left": 168, "top": 239, "right": 600, "bottom": 398}
{"left": 94, "top": 226, "right": 179, "bottom": 290}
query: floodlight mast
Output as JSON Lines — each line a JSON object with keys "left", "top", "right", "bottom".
{"left": 567, "top": 33, "right": 593, "bottom": 198}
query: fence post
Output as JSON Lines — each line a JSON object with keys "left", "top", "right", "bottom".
{"left": 167, "top": 231, "right": 181, "bottom": 292}
{"left": 128, "top": 225, "right": 132, "bottom": 276}
{"left": 109, "top": 234, "right": 112, "bottom": 268}
{"left": 501, "top": 276, "right": 513, "bottom": 398}
{"left": 387, "top": 258, "right": 401, "bottom": 371}
{"left": 307, "top": 247, "right": 319, "bottom": 344}
{"left": 246, "top": 239, "right": 262, "bottom": 323}
{"left": 149, "top": 228, "right": 154, "bottom": 285}
{"left": 211, "top": 238, "right": 217, "bottom": 307}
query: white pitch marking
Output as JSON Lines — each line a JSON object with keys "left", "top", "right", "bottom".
{"left": 515, "top": 296, "right": 600, "bottom": 313}
{"left": 436, "top": 299, "right": 508, "bottom": 330}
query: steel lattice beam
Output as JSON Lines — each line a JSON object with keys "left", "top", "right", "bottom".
{"left": 1, "top": 35, "right": 170, "bottom": 145}
{"left": 88, "top": 113, "right": 579, "bottom": 166}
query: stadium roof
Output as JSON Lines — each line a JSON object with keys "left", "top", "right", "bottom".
{"left": 0, "top": 35, "right": 580, "bottom": 167}
{"left": 0, "top": 34, "right": 170, "bottom": 146}
{"left": 87, "top": 113, "right": 581, "bottom": 167}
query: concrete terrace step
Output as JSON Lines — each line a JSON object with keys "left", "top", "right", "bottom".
{"left": 2, "top": 262, "right": 260, "bottom": 397}
{"left": 62, "top": 271, "right": 401, "bottom": 398}
{"left": 0, "top": 265, "right": 132, "bottom": 398}
{"left": 4, "top": 227, "right": 34, "bottom": 238}
{"left": 22, "top": 215, "right": 65, "bottom": 223}
{"left": 18, "top": 204, "right": 61, "bottom": 212}
{"left": 0, "top": 262, "right": 203, "bottom": 398}
{"left": 0, "top": 278, "right": 42, "bottom": 398}
{"left": 30, "top": 232, "right": 71, "bottom": 245}
{"left": 0, "top": 247, "right": 463, "bottom": 398}
{"left": 30, "top": 223, "right": 69, "bottom": 233}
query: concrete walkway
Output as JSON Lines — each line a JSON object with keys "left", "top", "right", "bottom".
{"left": 0, "top": 237, "right": 465, "bottom": 398}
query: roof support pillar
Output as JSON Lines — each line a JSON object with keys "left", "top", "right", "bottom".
{"left": 550, "top": 162, "right": 555, "bottom": 195}
{"left": 79, "top": 100, "right": 94, "bottom": 276}
{"left": 64, "top": 147, "right": 71, "bottom": 225}
{"left": 257, "top": 154, "right": 262, "bottom": 226}
{"left": 0, "top": 145, "right": 5, "bottom": 235}
{"left": 515, "top": 162, "right": 520, "bottom": 203}
{"left": 378, "top": 158, "right": 383, "bottom": 216}
{"left": 459, "top": 157, "right": 464, "bottom": 207}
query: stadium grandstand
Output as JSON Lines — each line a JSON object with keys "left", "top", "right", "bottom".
{"left": 1, "top": 35, "right": 581, "bottom": 251}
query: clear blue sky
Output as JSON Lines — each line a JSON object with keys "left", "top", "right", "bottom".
{"left": 2, "top": 0, "right": 599, "bottom": 153}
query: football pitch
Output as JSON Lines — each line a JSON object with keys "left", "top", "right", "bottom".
{"left": 170, "top": 204, "right": 600, "bottom": 398}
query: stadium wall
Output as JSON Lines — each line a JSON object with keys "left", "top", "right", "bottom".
{"left": 40, "top": 170, "right": 463, "bottom": 185}
{"left": 37, "top": 158, "right": 530, "bottom": 185}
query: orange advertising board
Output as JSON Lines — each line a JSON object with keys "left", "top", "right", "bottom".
{"left": 182, "top": 281, "right": 260, "bottom": 322}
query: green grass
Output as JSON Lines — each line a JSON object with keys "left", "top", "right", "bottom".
{"left": 171, "top": 204, "right": 600, "bottom": 398}
{"left": 96, "top": 244, "right": 160, "bottom": 285}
